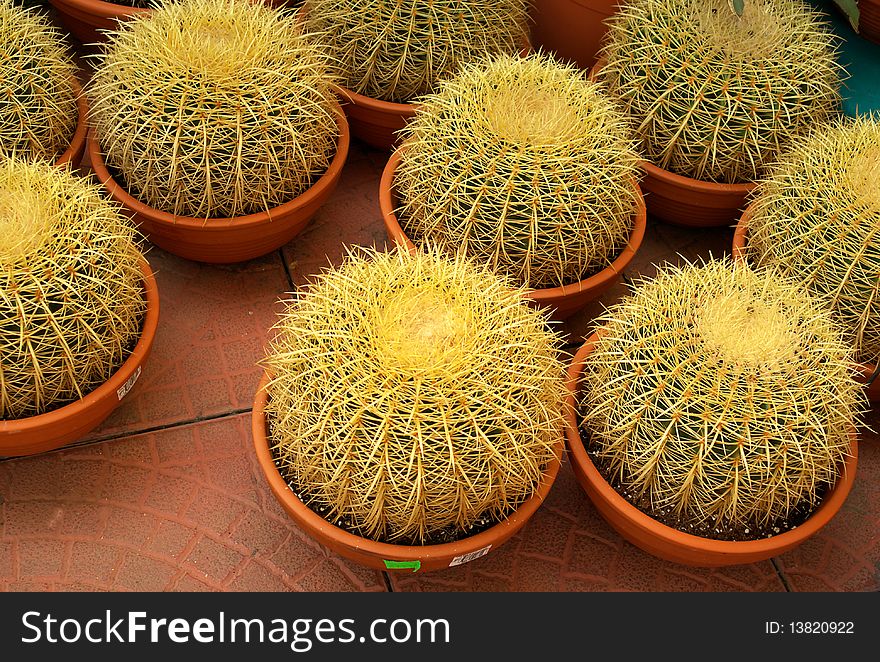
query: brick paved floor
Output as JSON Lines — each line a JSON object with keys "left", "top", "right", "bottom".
{"left": 1, "top": 4, "right": 877, "bottom": 592}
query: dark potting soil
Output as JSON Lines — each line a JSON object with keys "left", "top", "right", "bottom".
{"left": 575, "top": 410, "right": 826, "bottom": 542}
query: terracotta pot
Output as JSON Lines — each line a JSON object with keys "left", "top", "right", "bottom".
{"left": 88, "top": 102, "right": 349, "bottom": 264}
{"left": 252, "top": 371, "right": 563, "bottom": 573}
{"left": 48, "top": 0, "right": 289, "bottom": 45}
{"left": 529, "top": 0, "right": 617, "bottom": 70}
{"left": 0, "top": 257, "right": 159, "bottom": 457}
{"left": 860, "top": 0, "right": 880, "bottom": 44}
{"left": 333, "top": 84, "right": 416, "bottom": 152}
{"left": 588, "top": 59, "right": 755, "bottom": 227}
{"left": 378, "top": 148, "right": 646, "bottom": 320}
{"left": 54, "top": 78, "right": 89, "bottom": 169}
{"left": 48, "top": 0, "right": 147, "bottom": 45}
{"left": 565, "top": 332, "right": 859, "bottom": 567}
{"left": 733, "top": 204, "right": 880, "bottom": 403}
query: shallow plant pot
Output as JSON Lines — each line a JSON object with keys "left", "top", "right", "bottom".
{"left": 252, "top": 371, "right": 563, "bottom": 573}
{"left": 529, "top": 0, "right": 617, "bottom": 70}
{"left": 588, "top": 59, "right": 754, "bottom": 228}
{"left": 88, "top": 102, "right": 349, "bottom": 264}
{"left": 0, "top": 257, "right": 159, "bottom": 457}
{"left": 48, "top": 0, "right": 289, "bottom": 45}
{"left": 333, "top": 84, "right": 416, "bottom": 152}
{"left": 733, "top": 204, "right": 880, "bottom": 403}
{"left": 48, "top": 0, "right": 147, "bottom": 45}
{"left": 54, "top": 78, "right": 89, "bottom": 169}
{"left": 565, "top": 332, "right": 859, "bottom": 567}
{"left": 379, "top": 148, "right": 646, "bottom": 320}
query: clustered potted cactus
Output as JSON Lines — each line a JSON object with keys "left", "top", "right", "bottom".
{"left": 566, "top": 260, "right": 864, "bottom": 566}
{"left": 253, "top": 247, "right": 567, "bottom": 572}
{"left": 380, "top": 52, "right": 646, "bottom": 319}
{"left": 6, "top": 0, "right": 870, "bottom": 576}
{"left": 594, "top": 0, "right": 842, "bottom": 226}
{"left": 733, "top": 116, "right": 880, "bottom": 401}
{"left": 301, "top": 0, "right": 530, "bottom": 149}
{"left": 0, "top": 156, "right": 158, "bottom": 456}
{"left": 0, "top": 0, "right": 88, "bottom": 167}
{"left": 88, "top": 0, "right": 348, "bottom": 263}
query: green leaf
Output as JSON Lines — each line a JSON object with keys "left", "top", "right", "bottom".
{"left": 729, "top": 0, "right": 745, "bottom": 16}
{"left": 833, "top": 0, "right": 860, "bottom": 32}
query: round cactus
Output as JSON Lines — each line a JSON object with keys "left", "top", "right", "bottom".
{"left": 89, "top": 0, "right": 339, "bottom": 219}
{"left": 745, "top": 116, "right": 880, "bottom": 367}
{"left": 0, "top": 156, "right": 146, "bottom": 419}
{"left": 394, "top": 52, "right": 641, "bottom": 290}
{"left": 599, "top": 0, "right": 842, "bottom": 184}
{"left": 301, "top": 0, "right": 529, "bottom": 103}
{"left": 263, "top": 247, "right": 567, "bottom": 544}
{"left": 0, "top": 0, "right": 78, "bottom": 162}
{"left": 578, "top": 259, "right": 863, "bottom": 538}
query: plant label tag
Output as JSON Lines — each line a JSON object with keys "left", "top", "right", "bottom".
{"left": 449, "top": 545, "right": 492, "bottom": 567}
{"left": 117, "top": 365, "right": 142, "bottom": 401}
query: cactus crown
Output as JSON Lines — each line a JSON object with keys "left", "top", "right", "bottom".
{"left": 0, "top": 0, "right": 78, "bottom": 163}
{"left": 746, "top": 116, "right": 880, "bottom": 366}
{"left": 578, "top": 259, "right": 863, "bottom": 538}
{"left": 301, "top": 0, "right": 529, "bottom": 102}
{"left": 263, "top": 246, "right": 567, "bottom": 544}
{"left": 0, "top": 157, "right": 145, "bottom": 419}
{"left": 90, "top": 0, "right": 339, "bottom": 219}
{"left": 599, "top": 0, "right": 842, "bottom": 183}
{"left": 394, "top": 52, "right": 641, "bottom": 290}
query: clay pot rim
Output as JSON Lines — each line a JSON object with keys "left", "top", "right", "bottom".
{"left": 378, "top": 146, "right": 647, "bottom": 302}
{"left": 732, "top": 202, "right": 879, "bottom": 384}
{"left": 565, "top": 331, "right": 859, "bottom": 557}
{"left": 587, "top": 58, "right": 756, "bottom": 196}
{"left": 0, "top": 256, "right": 159, "bottom": 438}
{"left": 48, "top": 0, "right": 148, "bottom": 18}
{"left": 251, "top": 369, "right": 563, "bottom": 563}
{"left": 331, "top": 83, "right": 419, "bottom": 117}
{"left": 88, "top": 99, "right": 350, "bottom": 229}
{"left": 55, "top": 77, "right": 89, "bottom": 169}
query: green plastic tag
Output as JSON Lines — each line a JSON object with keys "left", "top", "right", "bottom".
{"left": 383, "top": 559, "right": 421, "bottom": 572}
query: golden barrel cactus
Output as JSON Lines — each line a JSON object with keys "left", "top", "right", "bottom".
{"left": 263, "top": 247, "right": 567, "bottom": 544}
{"left": 599, "top": 0, "right": 842, "bottom": 183}
{"left": 0, "top": 0, "right": 78, "bottom": 162}
{"left": 578, "top": 260, "right": 863, "bottom": 538}
{"left": 0, "top": 157, "right": 145, "bottom": 419}
{"left": 394, "top": 52, "right": 641, "bottom": 290}
{"left": 301, "top": 0, "right": 529, "bottom": 102}
{"left": 89, "top": 0, "right": 339, "bottom": 219}
{"left": 745, "top": 116, "right": 880, "bottom": 366}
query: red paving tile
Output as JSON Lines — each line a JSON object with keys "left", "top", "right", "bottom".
{"left": 81, "top": 249, "right": 291, "bottom": 443}
{"left": 0, "top": 415, "right": 387, "bottom": 592}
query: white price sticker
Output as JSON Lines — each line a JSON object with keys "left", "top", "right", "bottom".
{"left": 116, "top": 365, "right": 142, "bottom": 401}
{"left": 449, "top": 545, "right": 492, "bottom": 567}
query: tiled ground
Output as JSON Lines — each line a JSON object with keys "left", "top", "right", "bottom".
{"left": 0, "top": 4, "right": 877, "bottom": 593}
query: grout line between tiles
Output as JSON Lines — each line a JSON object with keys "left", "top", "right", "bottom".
{"left": 0, "top": 408, "right": 254, "bottom": 463}
{"left": 771, "top": 557, "right": 794, "bottom": 592}
{"left": 279, "top": 247, "right": 296, "bottom": 293}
